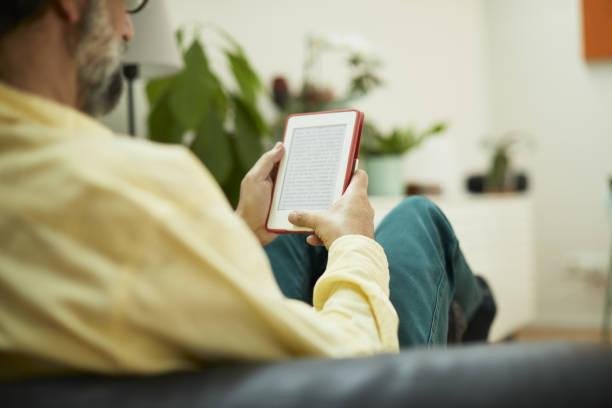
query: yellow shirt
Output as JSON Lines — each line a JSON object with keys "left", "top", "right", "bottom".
{"left": 0, "top": 83, "right": 399, "bottom": 379}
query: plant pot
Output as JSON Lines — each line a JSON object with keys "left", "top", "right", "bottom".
{"left": 364, "top": 155, "right": 404, "bottom": 196}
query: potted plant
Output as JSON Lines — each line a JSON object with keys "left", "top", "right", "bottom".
{"left": 360, "top": 122, "right": 447, "bottom": 196}
{"left": 145, "top": 28, "right": 268, "bottom": 207}
{"left": 482, "top": 130, "right": 532, "bottom": 193}
{"left": 270, "top": 33, "right": 383, "bottom": 140}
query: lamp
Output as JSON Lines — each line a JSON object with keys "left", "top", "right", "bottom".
{"left": 122, "top": 0, "right": 182, "bottom": 136}
{"left": 604, "top": 177, "right": 612, "bottom": 344}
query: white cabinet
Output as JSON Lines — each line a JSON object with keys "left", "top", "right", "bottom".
{"left": 370, "top": 195, "right": 536, "bottom": 341}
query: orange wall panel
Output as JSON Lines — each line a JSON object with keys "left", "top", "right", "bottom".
{"left": 583, "top": 0, "right": 612, "bottom": 61}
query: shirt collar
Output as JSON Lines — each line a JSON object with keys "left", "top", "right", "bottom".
{"left": 0, "top": 81, "right": 114, "bottom": 138}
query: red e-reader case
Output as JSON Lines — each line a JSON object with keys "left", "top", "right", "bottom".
{"left": 265, "top": 109, "right": 365, "bottom": 234}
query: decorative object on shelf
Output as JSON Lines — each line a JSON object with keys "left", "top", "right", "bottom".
{"left": 481, "top": 130, "right": 533, "bottom": 193}
{"left": 270, "top": 33, "right": 383, "bottom": 139}
{"left": 405, "top": 183, "right": 442, "bottom": 197}
{"left": 360, "top": 122, "right": 447, "bottom": 196}
{"left": 121, "top": 0, "right": 182, "bottom": 136}
{"left": 145, "top": 27, "right": 268, "bottom": 206}
{"left": 466, "top": 173, "right": 529, "bottom": 194}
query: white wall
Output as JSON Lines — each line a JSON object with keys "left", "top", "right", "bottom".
{"left": 103, "top": 0, "right": 612, "bottom": 328}
{"left": 103, "top": 0, "right": 489, "bottom": 198}
{"left": 484, "top": 0, "right": 612, "bottom": 327}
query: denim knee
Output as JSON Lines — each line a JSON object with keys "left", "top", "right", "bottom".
{"left": 396, "top": 196, "right": 459, "bottom": 254}
{"left": 398, "top": 196, "right": 439, "bottom": 214}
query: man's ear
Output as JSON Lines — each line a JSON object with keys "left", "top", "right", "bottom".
{"left": 51, "top": 0, "right": 88, "bottom": 24}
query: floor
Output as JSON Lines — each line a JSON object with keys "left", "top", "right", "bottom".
{"left": 507, "top": 326, "right": 607, "bottom": 344}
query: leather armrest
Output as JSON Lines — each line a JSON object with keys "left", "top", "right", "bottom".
{"left": 3, "top": 343, "right": 611, "bottom": 408}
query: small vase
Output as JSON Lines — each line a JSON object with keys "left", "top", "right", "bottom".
{"left": 364, "top": 155, "right": 404, "bottom": 196}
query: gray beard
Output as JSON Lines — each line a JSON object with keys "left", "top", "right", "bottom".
{"left": 81, "top": 66, "right": 124, "bottom": 117}
{"left": 76, "top": 0, "right": 125, "bottom": 117}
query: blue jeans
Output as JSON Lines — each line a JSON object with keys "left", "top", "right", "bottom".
{"left": 264, "top": 197, "right": 483, "bottom": 347}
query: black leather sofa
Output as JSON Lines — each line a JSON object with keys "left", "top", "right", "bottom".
{"left": 3, "top": 343, "right": 611, "bottom": 408}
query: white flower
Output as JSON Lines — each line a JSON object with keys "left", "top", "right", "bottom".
{"left": 306, "top": 32, "right": 373, "bottom": 55}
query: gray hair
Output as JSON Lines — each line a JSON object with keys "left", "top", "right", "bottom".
{"left": 76, "top": 0, "right": 125, "bottom": 116}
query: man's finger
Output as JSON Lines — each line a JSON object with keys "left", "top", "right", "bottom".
{"left": 248, "top": 143, "right": 284, "bottom": 180}
{"left": 306, "top": 234, "right": 324, "bottom": 247}
{"left": 288, "top": 211, "right": 321, "bottom": 229}
{"left": 345, "top": 169, "right": 369, "bottom": 194}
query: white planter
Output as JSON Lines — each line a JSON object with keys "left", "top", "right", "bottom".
{"left": 364, "top": 155, "right": 404, "bottom": 196}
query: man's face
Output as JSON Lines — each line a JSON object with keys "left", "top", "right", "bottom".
{"left": 76, "top": 0, "right": 134, "bottom": 117}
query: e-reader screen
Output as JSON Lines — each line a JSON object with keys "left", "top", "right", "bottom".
{"left": 278, "top": 124, "right": 347, "bottom": 211}
{"left": 266, "top": 109, "right": 362, "bottom": 233}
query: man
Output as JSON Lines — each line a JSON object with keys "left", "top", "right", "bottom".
{"left": 0, "top": 0, "right": 489, "bottom": 379}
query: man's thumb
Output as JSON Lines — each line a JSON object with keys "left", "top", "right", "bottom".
{"left": 345, "top": 169, "right": 369, "bottom": 194}
{"left": 288, "top": 211, "right": 320, "bottom": 229}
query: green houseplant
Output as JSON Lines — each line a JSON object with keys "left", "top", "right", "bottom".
{"left": 360, "top": 122, "right": 447, "bottom": 196}
{"left": 146, "top": 29, "right": 268, "bottom": 207}
{"left": 482, "top": 130, "right": 532, "bottom": 193}
{"left": 270, "top": 33, "right": 383, "bottom": 140}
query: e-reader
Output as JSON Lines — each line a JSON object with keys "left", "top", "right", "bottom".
{"left": 266, "top": 109, "right": 364, "bottom": 233}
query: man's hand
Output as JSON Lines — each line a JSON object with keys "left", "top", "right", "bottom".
{"left": 236, "top": 142, "right": 284, "bottom": 246}
{"left": 288, "top": 170, "right": 375, "bottom": 249}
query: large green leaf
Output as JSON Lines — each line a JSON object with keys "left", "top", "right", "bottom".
{"left": 146, "top": 75, "right": 176, "bottom": 108}
{"left": 223, "top": 143, "right": 247, "bottom": 208}
{"left": 231, "top": 92, "right": 268, "bottom": 136}
{"left": 169, "top": 42, "right": 212, "bottom": 130}
{"left": 191, "top": 109, "right": 232, "bottom": 185}
{"left": 232, "top": 96, "right": 264, "bottom": 171}
{"left": 226, "top": 49, "right": 262, "bottom": 106}
{"left": 183, "top": 39, "right": 211, "bottom": 70}
{"left": 148, "top": 94, "right": 184, "bottom": 144}
{"left": 175, "top": 28, "right": 185, "bottom": 53}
